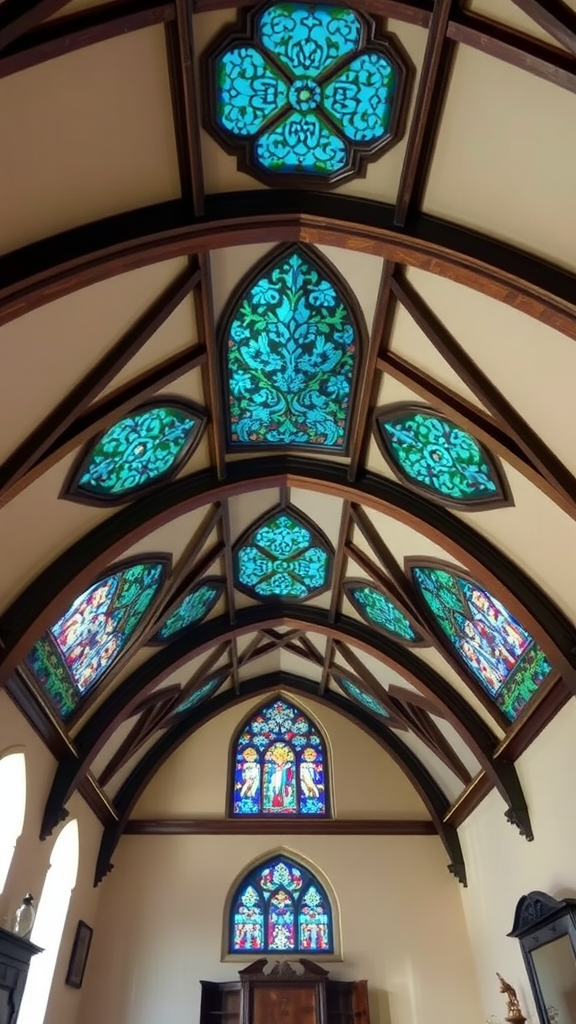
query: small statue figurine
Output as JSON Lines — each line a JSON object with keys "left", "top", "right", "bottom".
{"left": 497, "top": 973, "right": 527, "bottom": 1024}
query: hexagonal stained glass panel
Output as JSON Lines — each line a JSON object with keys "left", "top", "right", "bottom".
{"left": 152, "top": 580, "right": 224, "bottom": 643}
{"left": 67, "top": 401, "right": 204, "bottom": 503}
{"left": 224, "top": 247, "right": 359, "bottom": 452}
{"left": 206, "top": 2, "right": 408, "bottom": 186}
{"left": 375, "top": 406, "right": 506, "bottom": 507}
{"left": 234, "top": 508, "right": 332, "bottom": 600}
{"left": 336, "top": 677, "right": 389, "bottom": 719}
{"left": 344, "top": 581, "right": 422, "bottom": 644}
{"left": 411, "top": 565, "right": 553, "bottom": 722}
{"left": 26, "top": 561, "right": 168, "bottom": 720}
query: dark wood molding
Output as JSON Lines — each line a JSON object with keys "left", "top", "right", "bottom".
{"left": 1, "top": 197, "right": 576, "bottom": 343}
{"left": 165, "top": 0, "right": 204, "bottom": 212}
{"left": 78, "top": 774, "right": 119, "bottom": 828}
{"left": 124, "top": 817, "right": 437, "bottom": 834}
{"left": 509, "top": 0, "right": 576, "bottom": 57}
{"left": 0, "top": 0, "right": 70, "bottom": 50}
{"left": 442, "top": 770, "right": 492, "bottom": 829}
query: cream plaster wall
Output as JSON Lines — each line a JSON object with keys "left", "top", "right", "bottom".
{"left": 0, "top": 691, "right": 103, "bottom": 1024}
{"left": 458, "top": 696, "right": 576, "bottom": 1022}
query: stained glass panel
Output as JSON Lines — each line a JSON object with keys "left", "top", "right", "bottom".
{"left": 70, "top": 403, "right": 202, "bottom": 502}
{"left": 377, "top": 408, "right": 504, "bottom": 505}
{"left": 235, "top": 508, "right": 331, "bottom": 600}
{"left": 336, "top": 677, "right": 389, "bottom": 719}
{"left": 26, "top": 562, "right": 167, "bottom": 719}
{"left": 174, "top": 677, "right": 223, "bottom": 715}
{"left": 346, "top": 583, "right": 421, "bottom": 643}
{"left": 208, "top": 2, "right": 405, "bottom": 184}
{"left": 226, "top": 248, "right": 358, "bottom": 451}
{"left": 412, "top": 566, "right": 553, "bottom": 721}
{"left": 233, "top": 698, "right": 327, "bottom": 815}
{"left": 229, "top": 856, "right": 333, "bottom": 953}
{"left": 153, "top": 581, "right": 222, "bottom": 642}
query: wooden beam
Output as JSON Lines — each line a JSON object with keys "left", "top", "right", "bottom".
{"left": 0, "top": 0, "right": 70, "bottom": 50}
{"left": 125, "top": 817, "right": 437, "bottom": 834}
{"left": 165, "top": 0, "right": 204, "bottom": 212}
{"left": 509, "top": 0, "right": 576, "bottom": 56}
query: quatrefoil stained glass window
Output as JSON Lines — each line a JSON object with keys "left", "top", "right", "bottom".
{"left": 411, "top": 564, "right": 553, "bottom": 722}
{"left": 232, "top": 698, "right": 328, "bottom": 815}
{"left": 344, "top": 580, "right": 423, "bottom": 644}
{"left": 375, "top": 405, "right": 508, "bottom": 508}
{"left": 26, "top": 560, "right": 169, "bottom": 720}
{"left": 67, "top": 400, "right": 205, "bottom": 504}
{"left": 335, "top": 676, "right": 389, "bottom": 719}
{"left": 229, "top": 856, "right": 333, "bottom": 952}
{"left": 205, "top": 2, "right": 409, "bottom": 186}
{"left": 234, "top": 507, "right": 332, "bottom": 600}
{"left": 151, "top": 579, "right": 224, "bottom": 643}
{"left": 223, "top": 246, "right": 361, "bottom": 452}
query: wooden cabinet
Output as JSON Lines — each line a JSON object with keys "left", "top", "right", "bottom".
{"left": 200, "top": 961, "right": 370, "bottom": 1024}
{"left": 0, "top": 927, "right": 42, "bottom": 1024}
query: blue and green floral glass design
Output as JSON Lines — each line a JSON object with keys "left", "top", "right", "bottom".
{"left": 375, "top": 405, "right": 506, "bottom": 507}
{"left": 335, "top": 676, "right": 389, "bottom": 720}
{"left": 174, "top": 676, "right": 223, "bottom": 715}
{"left": 411, "top": 564, "right": 553, "bottom": 722}
{"left": 207, "top": 2, "right": 408, "bottom": 184}
{"left": 230, "top": 856, "right": 333, "bottom": 952}
{"left": 225, "top": 247, "right": 359, "bottom": 451}
{"left": 343, "top": 580, "right": 423, "bottom": 645}
{"left": 151, "top": 579, "right": 224, "bottom": 643}
{"left": 234, "top": 506, "right": 332, "bottom": 600}
{"left": 26, "top": 560, "right": 168, "bottom": 719}
{"left": 67, "top": 401, "right": 204, "bottom": 503}
{"left": 233, "top": 698, "right": 327, "bottom": 815}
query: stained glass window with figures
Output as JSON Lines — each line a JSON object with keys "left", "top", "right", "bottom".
{"left": 232, "top": 698, "right": 328, "bottom": 816}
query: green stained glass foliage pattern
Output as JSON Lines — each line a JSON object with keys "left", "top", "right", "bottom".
{"left": 26, "top": 562, "right": 166, "bottom": 720}
{"left": 379, "top": 409, "right": 501, "bottom": 503}
{"left": 348, "top": 584, "right": 419, "bottom": 642}
{"left": 412, "top": 567, "right": 552, "bottom": 722}
{"left": 226, "top": 249, "right": 357, "bottom": 449}
{"left": 175, "top": 677, "right": 222, "bottom": 714}
{"left": 235, "top": 511, "right": 330, "bottom": 599}
{"left": 211, "top": 2, "right": 401, "bottom": 180}
{"left": 155, "top": 583, "right": 221, "bottom": 642}
{"left": 74, "top": 404, "right": 200, "bottom": 500}
{"left": 337, "top": 677, "right": 389, "bottom": 718}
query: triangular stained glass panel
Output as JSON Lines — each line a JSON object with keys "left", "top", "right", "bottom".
{"left": 223, "top": 246, "right": 362, "bottom": 452}
{"left": 234, "top": 505, "right": 333, "bottom": 601}
{"left": 411, "top": 564, "right": 553, "bottom": 722}
{"left": 26, "top": 560, "right": 169, "bottom": 720}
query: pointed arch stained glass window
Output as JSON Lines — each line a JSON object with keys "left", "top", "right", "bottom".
{"left": 230, "top": 856, "right": 333, "bottom": 953}
{"left": 225, "top": 247, "right": 360, "bottom": 451}
{"left": 152, "top": 580, "right": 224, "bottom": 643}
{"left": 206, "top": 2, "right": 408, "bottom": 186}
{"left": 67, "top": 401, "right": 204, "bottom": 503}
{"left": 411, "top": 565, "right": 553, "bottom": 722}
{"left": 235, "top": 507, "right": 332, "bottom": 600}
{"left": 344, "top": 581, "right": 422, "bottom": 644}
{"left": 26, "top": 561, "right": 168, "bottom": 719}
{"left": 336, "top": 676, "right": 389, "bottom": 719}
{"left": 375, "top": 406, "right": 507, "bottom": 507}
{"left": 232, "top": 698, "right": 328, "bottom": 815}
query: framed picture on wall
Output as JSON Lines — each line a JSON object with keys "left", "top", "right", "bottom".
{"left": 65, "top": 920, "right": 93, "bottom": 989}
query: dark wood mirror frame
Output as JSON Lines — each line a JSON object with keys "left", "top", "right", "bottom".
{"left": 509, "top": 891, "right": 576, "bottom": 1024}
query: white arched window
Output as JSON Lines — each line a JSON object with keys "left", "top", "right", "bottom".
{"left": 19, "top": 819, "right": 79, "bottom": 1024}
{"left": 0, "top": 750, "right": 26, "bottom": 894}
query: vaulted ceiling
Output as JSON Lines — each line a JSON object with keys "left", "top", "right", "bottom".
{"left": 1, "top": 0, "right": 576, "bottom": 890}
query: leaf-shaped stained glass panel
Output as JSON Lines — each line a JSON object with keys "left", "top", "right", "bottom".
{"left": 225, "top": 247, "right": 360, "bottom": 451}
{"left": 234, "top": 507, "right": 332, "bottom": 601}
{"left": 344, "top": 581, "right": 422, "bottom": 644}
{"left": 152, "top": 580, "right": 223, "bottom": 643}
{"left": 336, "top": 677, "right": 390, "bottom": 719}
{"left": 26, "top": 561, "right": 168, "bottom": 719}
{"left": 69, "top": 402, "right": 203, "bottom": 503}
{"left": 174, "top": 676, "right": 223, "bottom": 715}
{"left": 411, "top": 565, "right": 553, "bottom": 722}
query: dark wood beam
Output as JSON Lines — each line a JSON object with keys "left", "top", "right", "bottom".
{"left": 165, "top": 0, "right": 204, "bottom": 212}
{"left": 125, "top": 817, "right": 437, "bottom": 834}
{"left": 509, "top": 0, "right": 576, "bottom": 56}
{"left": 0, "top": 0, "right": 69, "bottom": 50}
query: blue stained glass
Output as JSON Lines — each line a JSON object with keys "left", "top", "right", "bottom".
{"left": 174, "top": 676, "right": 222, "bottom": 714}
{"left": 226, "top": 248, "right": 357, "bottom": 450}
{"left": 210, "top": 1, "right": 403, "bottom": 181}
{"left": 378, "top": 408, "right": 502, "bottom": 504}
{"left": 233, "top": 698, "right": 327, "bottom": 815}
{"left": 337, "top": 677, "right": 389, "bottom": 719}
{"left": 26, "top": 562, "right": 166, "bottom": 719}
{"left": 155, "top": 582, "right": 221, "bottom": 641}
{"left": 412, "top": 566, "right": 553, "bottom": 722}
{"left": 348, "top": 584, "right": 420, "bottom": 642}
{"left": 230, "top": 856, "right": 333, "bottom": 953}
{"left": 235, "top": 510, "right": 331, "bottom": 600}
{"left": 72, "top": 404, "right": 200, "bottom": 500}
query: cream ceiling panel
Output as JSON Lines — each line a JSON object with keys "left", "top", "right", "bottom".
{"left": 0, "top": 259, "right": 189, "bottom": 463}
{"left": 423, "top": 46, "right": 576, "bottom": 271}
{"left": 396, "top": 731, "right": 464, "bottom": 804}
{"left": 209, "top": 243, "right": 277, "bottom": 322}
{"left": 239, "top": 649, "right": 281, "bottom": 680}
{"left": 406, "top": 267, "right": 576, "bottom": 478}
{"left": 105, "top": 731, "right": 166, "bottom": 799}
{"left": 356, "top": 506, "right": 464, "bottom": 567}
{"left": 120, "top": 505, "right": 219, "bottom": 564}
{"left": 334, "top": 649, "right": 419, "bottom": 696}
{"left": 89, "top": 718, "right": 136, "bottom": 780}
{"left": 228, "top": 487, "right": 280, "bottom": 541}
{"left": 431, "top": 716, "right": 482, "bottom": 778}
{"left": 290, "top": 487, "right": 343, "bottom": 547}
{"left": 278, "top": 649, "right": 323, "bottom": 682}
{"left": 315, "top": 245, "right": 384, "bottom": 335}
{"left": 0, "top": 27, "right": 180, "bottom": 253}
{"left": 468, "top": 0, "right": 562, "bottom": 44}
{"left": 413, "top": 646, "right": 503, "bottom": 737}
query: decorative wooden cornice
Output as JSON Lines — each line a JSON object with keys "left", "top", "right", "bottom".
{"left": 124, "top": 818, "right": 437, "bottom": 835}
